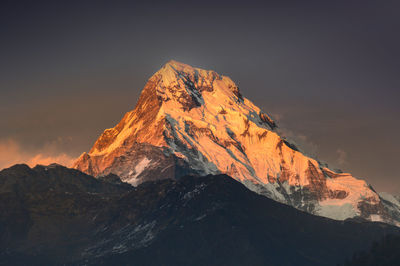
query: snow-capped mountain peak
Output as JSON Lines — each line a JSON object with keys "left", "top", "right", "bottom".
{"left": 74, "top": 60, "right": 400, "bottom": 225}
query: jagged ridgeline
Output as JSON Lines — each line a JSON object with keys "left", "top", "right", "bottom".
{"left": 74, "top": 60, "right": 400, "bottom": 225}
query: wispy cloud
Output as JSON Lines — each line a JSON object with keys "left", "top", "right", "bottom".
{"left": 276, "top": 127, "right": 319, "bottom": 158}
{"left": 336, "top": 148, "right": 347, "bottom": 165}
{"left": 0, "top": 138, "right": 75, "bottom": 170}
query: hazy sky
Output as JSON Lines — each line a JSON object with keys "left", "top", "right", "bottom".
{"left": 1, "top": 0, "right": 399, "bottom": 193}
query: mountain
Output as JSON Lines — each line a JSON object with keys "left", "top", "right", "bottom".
{"left": 74, "top": 60, "right": 400, "bottom": 225}
{"left": 344, "top": 234, "right": 400, "bottom": 266}
{"left": 1, "top": 164, "right": 399, "bottom": 266}
{"left": 0, "top": 164, "right": 131, "bottom": 265}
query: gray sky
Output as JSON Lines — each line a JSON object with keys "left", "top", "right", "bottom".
{"left": 0, "top": 0, "right": 399, "bottom": 193}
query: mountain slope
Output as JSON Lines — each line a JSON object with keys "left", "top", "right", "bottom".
{"left": 344, "top": 234, "right": 400, "bottom": 266}
{"left": 74, "top": 60, "right": 399, "bottom": 224}
{"left": 0, "top": 164, "right": 131, "bottom": 264}
{"left": 0, "top": 164, "right": 399, "bottom": 266}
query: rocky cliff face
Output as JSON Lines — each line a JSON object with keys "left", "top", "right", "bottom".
{"left": 74, "top": 60, "right": 400, "bottom": 225}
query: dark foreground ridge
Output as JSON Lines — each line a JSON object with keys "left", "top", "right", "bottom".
{"left": 344, "top": 234, "right": 400, "bottom": 266}
{"left": 0, "top": 164, "right": 398, "bottom": 266}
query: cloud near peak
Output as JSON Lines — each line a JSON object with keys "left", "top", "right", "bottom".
{"left": 0, "top": 138, "right": 75, "bottom": 170}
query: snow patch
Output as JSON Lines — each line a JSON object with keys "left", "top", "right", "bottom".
{"left": 182, "top": 183, "right": 207, "bottom": 202}
{"left": 379, "top": 192, "right": 400, "bottom": 208}
{"left": 125, "top": 158, "right": 152, "bottom": 185}
{"left": 369, "top": 214, "right": 383, "bottom": 222}
{"left": 316, "top": 203, "right": 357, "bottom": 220}
{"left": 134, "top": 158, "right": 152, "bottom": 178}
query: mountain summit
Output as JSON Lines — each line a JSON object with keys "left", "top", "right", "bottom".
{"left": 74, "top": 60, "right": 400, "bottom": 225}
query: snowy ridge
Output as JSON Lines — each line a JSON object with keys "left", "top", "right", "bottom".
{"left": 74, "top": 60, "right": 400, "bottom": 225}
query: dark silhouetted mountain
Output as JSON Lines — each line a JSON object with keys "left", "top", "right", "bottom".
{"left": 0, "top": 164, "right": 398, "bottom": 266}
{"left": 344, "top": 234, "right": 400, "bottom": 266}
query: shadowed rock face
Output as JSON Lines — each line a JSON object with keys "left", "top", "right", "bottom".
{"left": 75, "top": 142, "right": 208, "bottom": 186}
{"left": 1, "top": 164, "right": 399, "bottom": 266}
{"left": 74, "top": 60, "right": 400, "bottom": 225}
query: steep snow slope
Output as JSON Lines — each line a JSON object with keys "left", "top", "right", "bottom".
{"left": 74, "top": 60, "right": 399, "bottom": 225}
